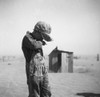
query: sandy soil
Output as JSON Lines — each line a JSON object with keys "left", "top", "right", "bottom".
{"left": 0, "top": 59, "right": 100, "bottom": 97}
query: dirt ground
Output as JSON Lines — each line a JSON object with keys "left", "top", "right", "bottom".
{"left": 0, "top": 60, "right": 100, "bottom": 97}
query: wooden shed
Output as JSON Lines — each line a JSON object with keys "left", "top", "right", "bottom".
{"left": 49, "top": 47, "right": 73, "bottom": 73}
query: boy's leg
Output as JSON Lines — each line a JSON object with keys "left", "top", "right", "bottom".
{"left": 40, "top": 75, "right": 51, "bottom": 97}
{"left": 28, "top": 78, "right": 33, "bottom": 97}
{"left": 29, "top": 76, "right": 41, "bottom": 97}
{"left": 26, "top": 62, "right": 32, "bottom": 97}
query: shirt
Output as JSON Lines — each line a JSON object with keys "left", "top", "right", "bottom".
{"left": 22, "top": 32, "right": 44, "bottom": 63}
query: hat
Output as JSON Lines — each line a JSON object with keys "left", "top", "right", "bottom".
{"left": 34, "top": 21, "right": 52, "bottom": 42}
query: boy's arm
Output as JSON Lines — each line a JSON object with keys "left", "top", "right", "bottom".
{"left": 22, "top": 36, "right": 42, "bottom": 50}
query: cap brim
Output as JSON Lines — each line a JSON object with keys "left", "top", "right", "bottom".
{"left": 41, "top": 32, "right": 52, "bottom": 42}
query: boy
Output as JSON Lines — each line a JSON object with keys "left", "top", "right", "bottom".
{"left": 22, "top": 21, "right": 52, "bottom": 97}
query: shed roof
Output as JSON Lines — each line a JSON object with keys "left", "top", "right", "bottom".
{"left": 49, "top": 47, "right": 73, "bottom": 56}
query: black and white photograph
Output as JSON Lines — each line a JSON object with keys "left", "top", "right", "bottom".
{"left": 0, "top": 0, "right": 100, "bottom": 97}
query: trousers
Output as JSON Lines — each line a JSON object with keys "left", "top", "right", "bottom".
{"left": 26, "top": 62, "right": 51, "bottom": 97}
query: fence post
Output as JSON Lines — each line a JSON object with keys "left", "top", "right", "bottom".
{"left": 97, "top": 54, "right": 99, "bottom": 61}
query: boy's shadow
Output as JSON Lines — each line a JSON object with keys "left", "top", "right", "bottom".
{"left": 76, "top": 92, "right": 100, "bottom": 97}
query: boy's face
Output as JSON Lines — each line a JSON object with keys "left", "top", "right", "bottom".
{"left": 34, "top": 32, "right": 43, "bottom": 41}
{"left": 34, "top": 53, "right": 44, "bottom": 65}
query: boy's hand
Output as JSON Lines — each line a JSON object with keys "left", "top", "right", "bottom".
{"left": 34, "top": 41, "right": 42, "bottom": 49}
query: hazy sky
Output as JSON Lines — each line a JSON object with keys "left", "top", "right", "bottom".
{"left": 0, "top": 0, "right": 100, "bottom": 56}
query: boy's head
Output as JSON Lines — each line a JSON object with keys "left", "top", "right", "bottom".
{"left": 34, "top": 53, "right": 45, "bottom": 65}
{"left": 33, "top": 21, "right": 52, "bottom": 42}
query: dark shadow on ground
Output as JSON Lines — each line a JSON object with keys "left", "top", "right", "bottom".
{"left": 76, "top": 92, "right": 100, "bottom": 97}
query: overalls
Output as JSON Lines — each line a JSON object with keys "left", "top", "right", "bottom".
{"left": 28, "top": 53, "right": 51, "bottom": 97}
